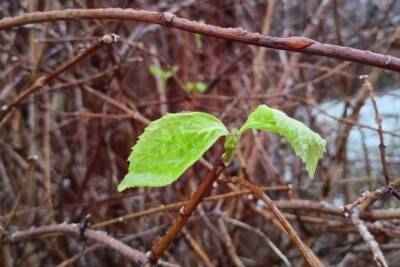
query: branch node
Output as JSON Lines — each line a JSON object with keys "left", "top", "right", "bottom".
{"left": 179, "top": 206, "right": 189, "bottom": 218}
{"left": 146, "top": 250, "right": 158, "bottom": 265}
{"left": 79, "top": 214, "right": 91, "bottom": 241}
{"left": 359, "top": 74, "right": 369, "bottom": 81}
{"left": 162, "top": 12, "right": 175, "bottom": 27}
{"left": 385, "top": 55, "right": 392, "bottom": 65}
{"left": 100, "top": 33, "right": 120, "bottom": 44}
{"left": 28, "top": 155, "right": 39, "bottom": 161}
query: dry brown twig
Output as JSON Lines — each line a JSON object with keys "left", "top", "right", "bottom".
{"left": 2, "top": 223, "right": 179, "bottom": 267}
{"left": 0, "top": 33, "right": 120, "bottom": 129}
{"left": 222, "top": 216, "right": 292, "bottom": 266}
{"left": 339, "top": 76, "right": 400, "bottom": 267}
{"left": 223, "top": 177, "right": 324, "bottom": 267}
{"left": 350, "top": 210, "right": 388, "bottom": 267}
{"left": 361, "top": 76, "right": 391, "bottom": 185}
{"left": 343, "top": 189, "right": 390, "bottom": 267}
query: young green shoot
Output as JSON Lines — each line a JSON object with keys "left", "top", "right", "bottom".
{"left": 117, "top": 104, "right": 326, "bottom": 191}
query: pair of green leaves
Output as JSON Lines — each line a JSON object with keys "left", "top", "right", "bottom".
{"left": 185, "top": 81, "right": 207, "bottom": 93}
{"left": 117, "top": 105, "right": 326, "bottom": 192}
{"left": 148, "top": 65, "right": 179, "bottom": 81}
{"left": 149, "top": 65, "right": 207, "bottom": 94}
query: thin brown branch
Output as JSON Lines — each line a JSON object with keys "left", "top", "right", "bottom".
{"left": 351, "top": 211, "right": 388, "bottom": 267}
{"left": 223, "top": 216, "right": 291, "bottom": 267}
{"left": 82, "top": 85, "right": 151, "bottom": 125}
{"left": 4, "top": 223, "right": 155, "bottom": 265}
{"left": 181, "top": 228, "right": 214, "bottom": 267}
{"left": 217, "top": 217, "right": 245, "bottom": 267}
{"left": 225, "top": 177, "right": 324, "bottom": 267}
{"left": 0, "top": 9, "right": 400, "bottom": 71}
{"left": 2, "top": 156, "right": 37, "bottom": 230}
{"left": 362, "top": 76, "right": 391, "bottom": 185}
{"left": 56, "top": 225, "right": 169, "bottom": 267}
{"left": 0, "top": 185, "right": 291, "bottom": 227}
{"left": 0, "top": 33, "right": 119, "bottom": 129}
{"left": 342, "top": 186, "right": 387, "bottom": 217}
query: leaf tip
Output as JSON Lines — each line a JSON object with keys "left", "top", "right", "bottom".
{"left": 117, "top": 184, "right": 127, "bottom": 192}
{"left": 117, "top": 176, "right": 132, "bottom": 192}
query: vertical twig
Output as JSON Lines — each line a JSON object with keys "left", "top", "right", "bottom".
{"left": 362, "top": 76, "right": 391, "bottom": 185}
{"left": 150, "top": 45, "right": 168, "bottom": 115}
{"left": 251, "top": 0, "right": 276, "bottom": 108}
{"left": 43, "top": 91, "right": 54, "bottom": 222}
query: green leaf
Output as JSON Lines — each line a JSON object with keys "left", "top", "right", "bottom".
{"left": 194, "top": 82, "right": 207, "bottom": 93}
{"left": 185, "top": 81, "right": 207, "bottom": 93}
{"left": 148, "top": 65, "right": 179, "bottom": 81}
{"left": 118, "top": 112, "right": 228, "bottom": 191}
{"left": 148, "top": 65, "right": 164, "bottom": 78}
{"left": 185, "top": 82, "right": 194, "bottom": 92}
{"left": 239, "top": 105, "right": 326, "bottom": 177}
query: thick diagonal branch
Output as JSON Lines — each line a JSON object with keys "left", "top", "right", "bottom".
{"left": 149, "top": 159, "right": 225, "bottom": 263}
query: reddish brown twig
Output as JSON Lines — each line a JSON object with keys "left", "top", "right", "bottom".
{"left": 149, "top": 159, "right": 226, "bottom": 263}
{"left": 225, "top": 177, "right": 324, "bottom": 267}
{"left": 1, "top": 9, "right": 400, "bottom": 71}
{"left": 0, "top": 33, "right": 119, "bottom": 129}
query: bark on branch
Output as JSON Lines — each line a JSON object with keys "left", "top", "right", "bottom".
{"left": 1, "top": 8, "right": 400, "bottom": 72}
{"left": 3, "top": 223, "right": 179, "bottom": 267}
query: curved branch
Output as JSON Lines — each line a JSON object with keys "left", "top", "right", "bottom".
{"left": 0, "top": 8, "right": 399, "bottom": 71}
{"left": 225, "top": 177, "right": 324, "bottom": 267}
